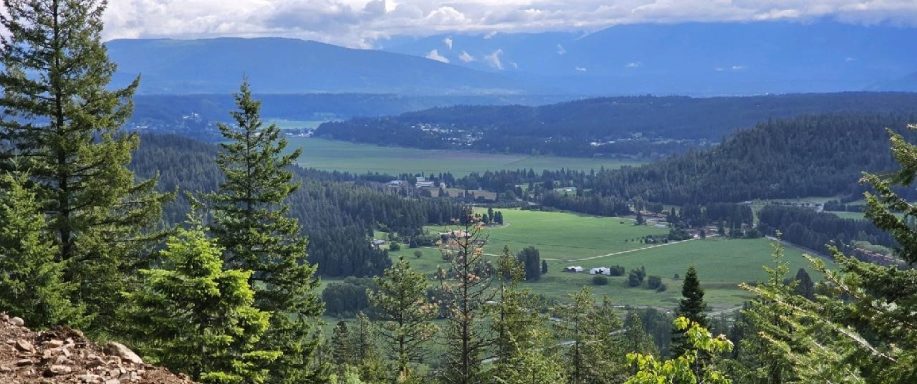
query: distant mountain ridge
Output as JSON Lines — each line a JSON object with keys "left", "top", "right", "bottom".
{"left": 314, "top": 92, "right": 917, "bottom": 157}
{"left": 107, "top": 37, "right": 532, "bottom": 95}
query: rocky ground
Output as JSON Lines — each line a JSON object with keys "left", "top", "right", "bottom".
{"left": 0, "top": 313, "right": 195, "bottom": 384}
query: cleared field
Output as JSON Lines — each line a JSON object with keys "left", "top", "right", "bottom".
{"left": 389, "top": 209, "right": 828, "bottom": 310}
{"left": 287, "top": 137, "right": 643, "bottom": 176}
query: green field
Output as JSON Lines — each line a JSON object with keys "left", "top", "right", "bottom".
{"left": 287, "top": 137, "right": 643, "bottom": 176}
{"left": 384, "top": 209, "right": 826, "bottom": 311}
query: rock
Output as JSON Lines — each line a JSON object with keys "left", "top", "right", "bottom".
{"left": 15, "top": 339, "right": 34, "bottom": 352}
{"left": 45, "top": 364, "right": 72, "bottom": 376}
{"left": 9, "top": 317, "right": 24, "bottom": 326}
{"left": 105, "top": 379, "right": 120, "bottom": 384}
{"left": 1, "top": 313, "right": 8, "bottom": 322}
{"left": 45, "top": 339, "right": 64, "bottom": 348}
{"left": 78, "top": 373, "right": 102, "bottom": 383}
{"left": 15, "top": 358, "right": 33, "bottom": 366}
{"left": 104, "top": 342, "right": 142, "bottom": 365}
{"left": 87, "top": 354, "right": 105, "bottom": 367}
{"left": 0, "top": 365, "right": 11, "bottom": 372}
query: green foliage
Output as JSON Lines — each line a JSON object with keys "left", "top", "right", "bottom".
{"left": 125, "top": 224, "right": 279, "bottom": 383}
{"left": 516, "top": 246, "right": 542, "bottom": 281}
{"left": 438, "top": 214, "right": 496, "bottom": 384}
{"left": 0, "top": 0, "right": 168, "bottom": 332}
{"left": 209, "top": 81, "right": 323, "bottom": 383}
{"left": 626, "top": 317, "right": 733, "bottom": 384}
{"left": 556, "top": 288, "right": 628, "bottom": 384}
{"left": 622, "top": 310, "right": 658, "bottom": 357}
{"left": 0, "top": 173, "right": 83, "bottom": 328}
{"left": 369, "top": 256, "right": 437, "bottom": 380}
{"left": 591, "top": 275, "right": 609, "bottom": 286}
{"left": 672, "top": 266, "right": 708, "bottom": 357}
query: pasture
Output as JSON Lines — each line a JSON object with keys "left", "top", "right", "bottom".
{"left": 390, "top": 209, "right": 826, "bottom": 310}
{"left": 286, "top": 137, "right": 643, "bottom": 176}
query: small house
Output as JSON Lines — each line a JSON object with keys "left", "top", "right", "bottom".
{"left": 563, "top": 266, "right": 584, "bottom": 273}
{"left": 590, "top": 267, "right": 612, "bottom": 276}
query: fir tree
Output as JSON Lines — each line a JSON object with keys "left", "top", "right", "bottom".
{"left": 622, "top": 310, "right": 657, "bottom": 358}
{"left": 0, "top": 172, "right": 82, "bottom": 327}
{"left": 126, "top": 223, "right": 279, "bottom": 384}
{"left": 557, "top": 288, "right": 627, "bottom": 384}
{"left": 626, "top": 317, "right": 733, "bottom": 384}
{"left": 491, "top": 246, "right": 565, "bottom": 384}
{"left": 671, "top": 266, "right": 707, "bottom": 357}
{"left": 0, "top": 0, "right": 167, "bottom": 330}
{"left": 368, "top": 256, "right": 438, "bottom": 381}
{"left": 330, "top": 321, "right": 354, "bottom": 377}
{"left": 210, "top": 80, "right": 323, "bottom": 383}
{"left": 439, "top": 209, "right": 496, "bottom": 384}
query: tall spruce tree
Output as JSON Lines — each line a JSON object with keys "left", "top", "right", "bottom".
{"left": 126, "top": 223, "right": 279, "bottom": 384}
{"left": 369, "top": 256, "right": 438, "bottom": 381}
{"left": 0, "top": 172, "right": 82, "bottom": 327}
{"left": 671, "top": 266, "right": 707, "bottom": 357}
{"left": 0, "top": 0, "right": 166, "bottom": 330}
{"left": 557, "top": 288, "right": 627, "bottom": 384}
{"left": 210, "top": 81, "right": 323, "bottom": 383}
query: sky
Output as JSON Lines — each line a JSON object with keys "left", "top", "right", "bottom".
{"left": 103, "top": 0, "right": 917, "bottom": 48}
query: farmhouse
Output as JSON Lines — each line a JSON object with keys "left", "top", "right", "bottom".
{"left": 563, "top": 266, "right": 584, "bottom": 273}
{"left": 370, "top": 239, "right": 386, "bottom": 249}
{"left": 590, "top": 267, "right": 612, "bottom": 275}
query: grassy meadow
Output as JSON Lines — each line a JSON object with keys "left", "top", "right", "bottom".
{"left": 286, "top": 137, "right": 643, "bottom": 176}
{"left": 383, "top": 209, "right": 826, "bottom": 311}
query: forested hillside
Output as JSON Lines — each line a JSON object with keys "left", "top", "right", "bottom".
{"left": 131, "top": 134, "right": 462, "bottom": 277}
{"left": 315, "top": 93, "right": 917, "bottom": 157}
{"left": 435, "top": 114, "right": 916, "bottom": 212}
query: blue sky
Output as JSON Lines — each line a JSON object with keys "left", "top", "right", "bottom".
{"left": 104, "top": 1, "right": 917, "bottom": 47}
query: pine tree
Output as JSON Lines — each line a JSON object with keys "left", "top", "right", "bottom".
{"left": 0, "top": 172, "right": 82, "bottom": 327}
{"left": 330, "top": 321, "right": 354, "bottom": 378}
{"left": 671, "top": 266, "right": 707, "bottom": 357}
{"left": 126, "top": 223, "right": 279, "bottom": 384}
{"left": 0, "top": 0, "right": 167, "bottom": 330}
{"left": 626, "top": 317, "right": 733, "bottom": 384}
{"left": 439, "top": 209, "right": 496, "bottom": 384}
{"left": 210, "top": 80, "right": 322, "bottom": 383}
{"left": 368, "top": 256, "right": 438, "bottom": 381}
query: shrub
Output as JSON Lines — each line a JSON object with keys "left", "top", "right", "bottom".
{"left": 592, "top": 275, "right": 609, "bottom": 286}
{"left": 647, "top": 275, "right": 663, "bottom": 290}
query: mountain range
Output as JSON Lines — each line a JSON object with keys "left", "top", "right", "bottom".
{"left": 108, "top": 21, "right": 917, "bottom": 96}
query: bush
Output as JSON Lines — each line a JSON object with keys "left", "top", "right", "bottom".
{"left": 628, "top": 266, "right": 647, "bottom": 287}
{"left": 656, "top": 283, "right": 668, "bottom": 292}
{"left": 608, "top": 265, "right": 626, "bottom": 276}
{"left": 592, "top": 275, "right": 609, "bottom": 286}
{"left": 389, "top": 242, "right": 401, "bottom": 251}
{"left": 413, "top": 250, "right": 423, "bottom": 259}
{"left": 647, "top": 275, "right": 663, "bottom": 290}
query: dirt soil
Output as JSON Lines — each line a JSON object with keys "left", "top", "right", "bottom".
{"left": 0, "top": 312, "right": 196, "bottom": 384}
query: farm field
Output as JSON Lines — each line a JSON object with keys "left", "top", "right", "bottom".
{"left": 286, "top": 137, "right": 643, "bottom": 176}
{"left": 387, "top": 209, "right": 825, "bottom": 310}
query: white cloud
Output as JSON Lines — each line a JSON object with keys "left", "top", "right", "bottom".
{"left": 575, "top": 66, "right": 587, "bottom": 72}
{"left": 458, "top": 50, "right": 475, "bottom": 62}
{"left": 425, "top": 49, "right": 450, "bottom": 63}
{"left": 556, "top": 44, "right": 566, "bottom": 55}
{"left": 99, "top": 1, "right": 917, "bottom": 48}
{"left": 625, "top": 61, "right": 641, "bottom": 68}
{"left": 484, "top": 48, "right": 504, "bottom": 70}
{"left": 443, "top": 36, "right": 453, "bottom": 50}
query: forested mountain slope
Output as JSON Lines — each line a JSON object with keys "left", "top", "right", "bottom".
{"left": 131, "top": 135, "right": 462, "bottom": 277}
{"left": 315, "top": 93, "right": 917, "bottom": 157}
{"left": 590, "top": 114, "right": 916, "bottom": 204}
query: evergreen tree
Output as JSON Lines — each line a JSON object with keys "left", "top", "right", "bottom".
{"left": 210, "top": 81, "right": 323, "bottom": 383}
{"left": 0, "top": 172, "right": 82, "bottom": 327}
{"left": 557, "top": 288, "right": 627, "bottom": 384}
{"left": 792, "top": 268, "right": 815, "bottom": 299}
{"left": 439, "top": 210, "right": 496, "bottom": 384}
{"left": 671, "top": 266, "right": 707, "bottom": 357}
{"left": 126, "top": 223, "right": 279, "bottom": 384}
{"left": 330, "top": 321, "right": 354, "bottom": 375}
{"left": 368, "top": 256, "right": 438, "bottom": 381}
{"left": 622, "top": 310, "right": 657, "bottom": 358}
{"left": 492, "top": 246, "right": 565, "bottom": 384}
{"left": 0, "top": 0, "right": 167, "bottom": 330}
{"left": 516, "top": 246, "right": 541, "bottom": 281}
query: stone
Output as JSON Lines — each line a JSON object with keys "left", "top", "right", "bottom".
{"left": 46, "top": 364, "right": 72, "bottom": 375}
{"left": 15, "top": 339, "right": 34, "bottom": 352}
{"left": 78, "top": 373, "right": 102, "bottom": 383}
{"left": 45, "top": 339, "right": 64, "bottom": 348}
{"left": 105, "top": 379, "right": 120, "bottom": 384}
{"left": 87, "top": 355, "right": 106, "bottom": 367}
{"left": 9, "top": 317, "right": 24, "bottom": 326}
{"left": 15, "top": 358, "right": 33, "bottom": 366}
{"left": 0, "top": 365, "right": 11, "bottom": 373}
{"left": 104, "top": 342, "right": 143, "bottom": 365}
